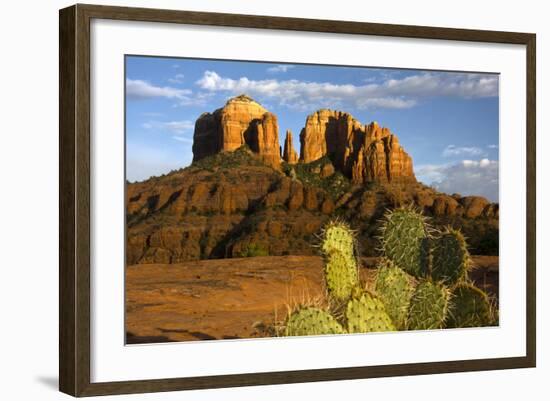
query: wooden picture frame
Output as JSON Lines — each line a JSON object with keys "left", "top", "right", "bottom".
{"left": 59, "top": 3, "right": 536, "bottom": 397}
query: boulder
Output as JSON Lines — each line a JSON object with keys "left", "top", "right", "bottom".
{"left": 287, "top": 181, "right": 304, "bottom": 211}
{"left": 432, "top": 195, "right": 459, "bottom": 216}
{"left": 320, "top": 162, "right": 335, "bottom": 178}
{"left": 414, "top": 190, "right": 435, "bottom": 208}
{"left": 460, "top": 196, "right": 490, "bottom": 219}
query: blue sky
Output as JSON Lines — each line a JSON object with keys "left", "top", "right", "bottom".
{"left": 126, "top": 56, "right": 499, "bottom": 201}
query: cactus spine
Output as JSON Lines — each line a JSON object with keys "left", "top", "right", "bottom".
{"left": 447, "top": 283, "right": 493, "bottom": 328}
{"left": 431, "top": 228, "right": 471, "bottom": 285}
{"left": 380, "top": 206, "right": 430, "bottom": 278}
{"left": 375, "top": 258, "right": 415, "bottom": 330}
{"left": 285, "top": 307, "right": 345, "bottom": 337}
{"left": 320, "top": 221, "right": 360, "bottom": 303}
{"left": 346, "top": 292, "right": 396, "bottom": 333}
{"left": 407, "top": 280, "right": 450, "bottom": 330}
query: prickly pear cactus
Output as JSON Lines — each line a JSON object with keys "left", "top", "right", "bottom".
{"left": 320, "top": 221, "right": 359, "bottom": 302}
{"left": 446, "top": 283, "right": 493, "bottom": 328}
{"left": 380, "top": 206, "right": 430, "bottom": 278}
{"left": 346, "top": 292, "right": 396, "bottom": 333}
{"left": 320, "top": 220, "right": 356, "bottom": 259}
{"left": 431, "top": 228, "right": 471, "bottom": 285}
{"left": 324, "top": 250, "right": 359, "bottom": 302}
{"left": 284, "top": 307, "right": 345, "bottom": 337}
{"left": 375, "top": 258, "right": 415, "bottom": 330}
{"left": 407, "top": 280, "right": 449, "bottom": 330}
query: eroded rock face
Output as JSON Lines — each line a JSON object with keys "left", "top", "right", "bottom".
{"left": 432, "top": 195, "right": 460, "bottom": 216}
{"left": 282, "top": 130, "right": 299, "bottom": 164}
{"left": 250, "top": 112, "right": 281, "bottom": 168}
{"left": 460, "top": 196, "right": 490, "bottom": 219}
{"left": 299, "top": 110, "right": 415, "bottom": 184}
{"left": 192, "top": 112, "right": 220, "bottom": 162}
{"left": 361, "top": 132, "right": 415, "bottom": 184}
{"left": 193, "top": 98, "right": 415, "bottom": 183}
{"left": 299, "top": 109, "right": 365, "bottom": 172}
{"left": 192, "top": 95, "right": 281, "bottom": 168}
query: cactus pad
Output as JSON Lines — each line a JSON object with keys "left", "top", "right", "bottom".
{"left": 324, "top": 250, "right": 359, "bottom": 302}
{"left": 380, "top": 207, "right": 430, "bottom": 278}
{"left": 375, "top": 258, "right": 415, "bottom": 329}
{"left": 320, "top": 221, "right": 359, "bottom": 302}
{"left": 346, "top": 292, "right": 396, "bottom": 333}
{"left": 447, "top": 283, "right": 493, "bottom": 328}
{"left": 407, "top": 280, "right": 449, "bottom": 330}
{"left": 284, "top": 307, "right": 345, "bottom": 337}
{"left": 320, "top": 220, "right": 356, "bottom": 259}
{"left": 431, "top": 228, "right": 471, "bottom": 285}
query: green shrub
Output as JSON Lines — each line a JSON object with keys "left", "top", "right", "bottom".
{"left": 239, "top": 243, "right": 269, "bottom": 257}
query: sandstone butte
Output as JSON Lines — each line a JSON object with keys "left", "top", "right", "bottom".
{"left": 193, "top": 95, "right": 416, "bottom": 184}
{"left": 192, "top": 94, "right": 281, "bottom": 169}
{"left": 299, "top": 109, "right": 415, "bottom": 184}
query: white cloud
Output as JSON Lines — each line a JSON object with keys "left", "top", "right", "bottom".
{"left": 177, "top": 91, "right": 216, "bottom": 107}
{"left": 384, "top": 73, "right": 498, "bottom": 98}
{"left": 267, "top": 65, "right": 294, "bottom": 73}
{"left": 168, "top": 73, "right": 185, "bottom": 84}
{"left": 356, "top": 97, "right": 417, "bottom": 109}
{"left": 126, "top": 79, "right": 191, "bottom": 100}
{"left": 142, "top": 120, "right": 194, "bottom": 134}
{"left": 487, "top": 144, "right": 499, "bottom": 149}
{"left": 443, "top": 145, "right": 485, "bottom": 158}
{"left": 196, "top": 71, "right": 498, "bottom": 111}
{"left": 163, "top": 121, "right": 194, "bottom": 133}
{"left": 126, "top": 78, "right": 215, "bottom": 107}
{"left": 414, "top": 164, "right": 446, "bottom": 183}
{"left": 416, "top": 159, "right": 499, "bottom": 202}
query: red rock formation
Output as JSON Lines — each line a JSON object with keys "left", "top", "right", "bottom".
{"left": 432, "top": 195, "right": 460, "bottom": 216}
{"left": 299, "top": 109, "right": 365, "bottom": 173}
{"left": 192, "top": 112, "right": 221, "bottom": 162}
{"left": 250, "top": 112, "right": 281, "bottom": 168}
{"left": 460, "top": 196, "right": 490, "bottom": 219}
{"left": 299, "top": 110, "right": 415, "bottom": 184}
{"left": 282, "top": 130, "right": 299, "bottom": 164}
{"left": 365, "top": 121, "right": 392, "bottom": 143}
{"left": 192, "top": 94, "right": 281, "bottom": 168}
{"left": 193, "top": 98, "right": 414, "bottom": 182}
{"left": 361, "top": 131, "right": 415, "bottom": 184}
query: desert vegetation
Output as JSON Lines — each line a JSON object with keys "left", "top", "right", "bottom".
{"left": 281, "top": 207, "right": 496, "bottom": 337}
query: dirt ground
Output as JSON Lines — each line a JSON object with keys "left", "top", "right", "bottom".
{"left": 125, "top": 255, "right": 498, "bottom": 344}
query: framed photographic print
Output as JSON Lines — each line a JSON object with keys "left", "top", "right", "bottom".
{"left": 59, "top": 4, "right": 536, "bottom": 397}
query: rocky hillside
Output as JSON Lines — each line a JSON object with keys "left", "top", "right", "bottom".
{"left": 127, "top": 95, "right": 499, "bottom": 265}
